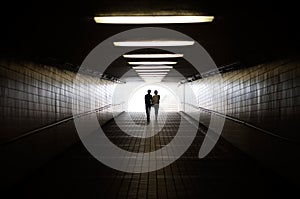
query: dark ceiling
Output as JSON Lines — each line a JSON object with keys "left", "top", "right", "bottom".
{"left": 1, "top": 0, "right": 299, "bottom": 80}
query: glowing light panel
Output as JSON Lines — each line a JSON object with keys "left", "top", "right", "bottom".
{"left": 94, "top": 16, "right": 214, "bottom": 24}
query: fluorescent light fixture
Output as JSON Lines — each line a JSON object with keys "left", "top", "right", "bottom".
{"left": 142, "top": 79, "right": 163, "bottom": 81}
{"left": 123, "top": 54, "right": 183, "bottom": 58}
{"left": 141, "top": 78, "right": 163, "bottom": 82}
{"left": 94, "top": 16, "right": 214, "bottom": 24}
{"left": 141, "top": 77, "right": 163, "bottom": 80}
{"left": 140, "top": 75, "right": 165, "bottom": 79}
{"left": 141, "top": 75, "right": 164, "bottom": 77}
{"left": 135, "top": 69, "right": 170, "bottom": 72}
{"left": 138, "top": 72, "right": 168, "bottom": 75}
{"left": 114, "top": 41, "right": 194, "bottom": 47}
{"left": 132, "top": 66, "right": 173, "bottom": 69}
{"left": 138, "top": 73, "right": 167, "bottom": 76}
{"left": 128, "top": 61, "right": 177, "bottom": 65}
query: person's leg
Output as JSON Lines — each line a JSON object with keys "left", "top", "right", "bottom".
{"left": 154, "top": 104, "right": 159, "bottom": 120}
{"left": 148, "top": 105, "right": 151, "bottom": 122}
{"left": 145, "top": 105, "right": 150, "bottom": 122}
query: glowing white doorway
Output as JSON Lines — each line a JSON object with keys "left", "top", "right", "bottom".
{"left": 128, "top": 84, "right": 179, "bottom": 112}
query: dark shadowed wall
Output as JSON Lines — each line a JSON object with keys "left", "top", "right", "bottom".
{"left": 180, "top": 56, "right": 300, "bottom": 183}
{"left": 0, "top": 59, "right": 124, "bottom": 188}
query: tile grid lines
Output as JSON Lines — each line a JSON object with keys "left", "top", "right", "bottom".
{"left": 6, "top": 112, "right": 297, "bottom": 198}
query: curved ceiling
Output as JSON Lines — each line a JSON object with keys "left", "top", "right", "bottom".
{"left": 1, "top": 0, "right": 299, "bottom": 81}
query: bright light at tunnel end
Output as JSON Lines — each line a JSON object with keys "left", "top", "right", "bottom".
{"left": 128, "top": 84, "right": 179, "bottom": 112}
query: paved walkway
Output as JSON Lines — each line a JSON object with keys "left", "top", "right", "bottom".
{"left": 6, "top": 112, "right": 296, "bottom": 199}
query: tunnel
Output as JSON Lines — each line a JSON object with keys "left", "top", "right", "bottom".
{"left": 1, "top": 0, "right": 300, "bottom": 198}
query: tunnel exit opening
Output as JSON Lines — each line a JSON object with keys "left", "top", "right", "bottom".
{"left": 127, "top": 83, "right": 179, "bottom": 112}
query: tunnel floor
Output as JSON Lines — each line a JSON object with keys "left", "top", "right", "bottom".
{"left": 6, "top": 112, "right": 297, "bottom": 199}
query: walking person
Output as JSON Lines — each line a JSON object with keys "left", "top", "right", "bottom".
{"left": 145, "top": 89, "right": 152, "bottom": 123}
{"left": 152, "top": 90, "right": 160, "bottom": 121}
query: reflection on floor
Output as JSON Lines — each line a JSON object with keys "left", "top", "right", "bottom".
{"left": 7, "top": 112, "right": 296, "bottom": 199}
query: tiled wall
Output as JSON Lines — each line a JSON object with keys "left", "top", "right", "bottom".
{"left": 0, "top": 59, "right": 123, "bottom": 143}
{"left": 181, "top": 57, "right": 300, "bottom": 141}
{"left": 0, "top": 59, "right": 124, "bottom": 188}
{"left": 179, "top": 57, "right": 300, "bottom": 182}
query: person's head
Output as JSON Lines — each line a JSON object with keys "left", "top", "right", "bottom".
{"left": 147, "top": 89, "right": 151, "bottom": 94}
{"left": 154, "top": 90, "right": 158, "bottom": 95}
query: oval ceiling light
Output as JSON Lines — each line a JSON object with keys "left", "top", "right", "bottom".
{"left": 123, "top": 54, "right": 183, "bottom": 58}
{"left": 94, "top": 16, "right": 214, "bottom": 24}
{"left": 114, "top": 41, "right": 194, "bottom": 47}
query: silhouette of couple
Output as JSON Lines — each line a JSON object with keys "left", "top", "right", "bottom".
{"left": 144, "top": 89, "right": 160, "bottom": 123}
